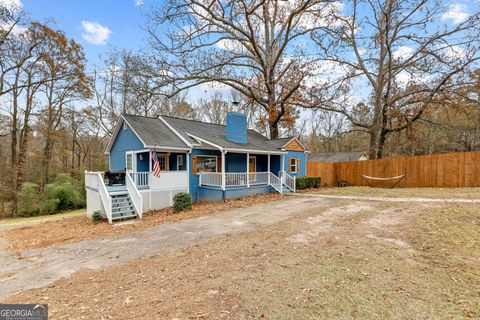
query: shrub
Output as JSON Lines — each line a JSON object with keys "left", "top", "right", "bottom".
{"left": 296, "top": 176, "right": 321, "bottom": 190}
{"left": 40, "top": 198, "right": 60, "bottom": 215}
{"left": 173, "top": 192, "right": 192, "bottom": 212}
{"left": 91, "top": 210, "right": 102, "bottom": 223}
{"left": 44, "top": 180, "right": 85, "bottom": 211}
{"left": 18, "top": 182, "right": 41, "bottom": 216}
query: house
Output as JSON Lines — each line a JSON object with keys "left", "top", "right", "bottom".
{"left": 85, "top": 112, "right": 309, "bottom": 223}
{"left": 308, "top": 151, "right": 367, "bottom": 163}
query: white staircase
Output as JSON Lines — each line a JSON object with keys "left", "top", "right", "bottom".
{"left": 268, "top": 172, "right": 296, "bottom": 194}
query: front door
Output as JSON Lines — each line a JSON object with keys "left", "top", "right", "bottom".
{"left": 249, "top": 156, "right": 256, "bottom": 182}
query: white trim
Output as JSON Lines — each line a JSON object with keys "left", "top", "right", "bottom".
{"left": 158, "top": 115, "right": 193, "bottom": 147}
{"left": 126, "top": 151, "right": 135, "bottom": 172}
{"left": 224, "top": 148, "right": 286, "bottom": 155}
{"left": 177, "top": 154, "right": 184, "bottom": 171}
{"left": 104, "top": 116, "right": 125, "bottom": 155}
{"left": 221, "top": 151, "right": 226, "bottom": 191}
{"left": 146, "top": 145, "right": 191, "bottom": 151}
{"left": 289, "top": 158, "right": 298, "bottom": 173}
{"left": 246, "top": 152, "right": 250, "bottom": 187}
{"left": 187, "top": 134, "right": 223, "bottom": 150}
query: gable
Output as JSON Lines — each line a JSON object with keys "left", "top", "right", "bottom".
{"left": 283, "top": 138, "right": 305, "bottom": 152}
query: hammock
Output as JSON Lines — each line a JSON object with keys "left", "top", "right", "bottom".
{"left": 361, "top": 174, "right": 405, "bottom": 188}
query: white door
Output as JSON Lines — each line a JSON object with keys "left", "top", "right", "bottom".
{"left": 125, "top": 152, "right": 136, "bottom": 172}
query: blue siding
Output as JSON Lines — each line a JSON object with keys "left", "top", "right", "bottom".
{"left": 136, "top": 152, "right": 149, "bottom": 172}
{"left": 226, "top": 153, "right": 247, "bottom": 172}
{"left": 226, "top": 112, "right": 247, "bottom": 144}
{"left": 109, "top": 122, "right": 145, "bottom": 171}
{"left": 189, "top": 149, "right": 222, "bottom": 201}
{"left": 196, "top": 185, "right": 273, "bottom": 201}
{"left": 283, "top": 151, "right": 307, "bottom": 177}
{"left": 270, "top": 155, "right": 281, "bottom": 174}
{"left": 169, "top": 153, "right": 187, "bottom": 171}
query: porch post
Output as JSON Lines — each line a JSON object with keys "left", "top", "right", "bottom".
{"left": 186, "top": 152, "right": 190, "bottom": 192}
{"left": 221, "top": 151, "right": 226, "bottom": 191}
{"left": 281, "top": 154, "right": 285, "bottom": 175}
{"left": 246, "top": 152, "right": 250, "bottom": 187}
{"left": 149, "top": 150, "right": 152, "bottom": 187}
{"left": 267, "top": 154, "right": 271, "bottom": 185}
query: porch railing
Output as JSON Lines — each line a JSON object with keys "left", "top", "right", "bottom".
{"left": 199, "top": 172, "right": 223, "bottom": 187}
{"left": 126, "top": 172, "right": 143, "bottom": 218}
{"left": 129, "top": 172, "right": 149, "bottom": 189}
{"left": 199, "top": 172, "right": 270, "bottom": 187}
{"left": 85, "top": 171, "right": 99, "bottom": 190}
{"left": 97, "top": 172, "right": 112, "bottom": 223}
{"left": 280, "top": 171, "right": 296, "bottom": 192}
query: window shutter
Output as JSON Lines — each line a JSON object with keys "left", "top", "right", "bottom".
{"left": 218, "top": 156, "right": 222, "bottom": 173}
{"left": 192, "top": 156, "right": 197, "bottom": 174}
{"left": 297, "top": 158, "right": 300, "bottom": 172}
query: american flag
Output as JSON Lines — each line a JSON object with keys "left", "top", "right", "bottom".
{"left": 152, "top": 151, "right": 161, "bottom": 177}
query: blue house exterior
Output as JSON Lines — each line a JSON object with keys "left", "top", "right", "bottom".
{"left": 87, "top": 112, "right": 309, "bottom": 222}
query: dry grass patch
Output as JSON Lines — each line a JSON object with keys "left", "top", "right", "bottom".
{"left": 304, "top": 186, "right": 480, "bottom": 199}
{"left": 3, "top": 193, "right": 283, "bottom": 251}
{"left": 6, "top": 202, "right": 480, "bottom": 319}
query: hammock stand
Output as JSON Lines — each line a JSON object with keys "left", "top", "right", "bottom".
{"left": 361, "top": 174, "right": 405, "bottom": 189}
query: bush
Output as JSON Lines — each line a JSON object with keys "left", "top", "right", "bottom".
{"left": 40, "top": 198, "right": 60, "bottom": 215}
{"left": 91, "top": 210, "right": 102, "bottom": 223}
{"left": 296, "top": 176, "right": 321, "bottom": 190}
{"left": 173, "top": 192, "right": 192, "bottom": 212}
{"left": 18, "top": 182, "right": 41, "bottom": 216}
{"left": 44, "top": 179, "right": 85, "bottom": 211}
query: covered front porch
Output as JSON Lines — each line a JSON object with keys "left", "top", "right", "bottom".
{"left": 125, "top": 148, "right": 189, "bottom": 190}
{"left": 193, "top": 151, "right": 295, "bottom": 198}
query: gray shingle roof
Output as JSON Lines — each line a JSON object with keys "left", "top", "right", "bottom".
{"left": 122, "top": 114, "right": 190, "bottom": 149}
{"left": 161, "top": 115, "right": 286, "bottom": 152}
{"left": 309, "top": 152, "right": 366, "bottom": 163}
{"left": 121, "top": 114, "right": 304, "bottom": 153}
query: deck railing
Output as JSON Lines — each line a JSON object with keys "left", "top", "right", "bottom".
{"left": 126, "top": 172, "right": 144, "bottom": 218}
{"left": 199, "top": 172, "right": 271, "bottom": 187}
{"left": 97, "top": 172, "right": 112, "bottom": 223}
{"left": 280, "top": 171, "right": 296, "bottom": 192}
{"left": 85, "top": 171, "right": 99, "bottom": 190}
{"left": 129, "top": 172, "right": 149, "bottom": 189}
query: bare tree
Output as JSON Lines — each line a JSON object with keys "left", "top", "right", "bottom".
{"left": 311, "top": 0, "right": 480, "bottom": 158}
{"left": 146, "top": 0, "right": 338, "bottom": 138}
{"left": 36, "top": 23, "right": 91, "bottom": 190}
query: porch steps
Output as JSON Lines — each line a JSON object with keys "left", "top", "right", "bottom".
{"left": 110, "top": 192, "right": 138, "bottom": 222}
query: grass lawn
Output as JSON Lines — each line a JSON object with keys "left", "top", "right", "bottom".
{"left": 6, "top": 200, "right": 480, "bottom": 319}
{"left": 304, "top": 186, "right": 480, "bottom": 199}
{"left": 0, "top": 208, "right": 86, "bottom": 227}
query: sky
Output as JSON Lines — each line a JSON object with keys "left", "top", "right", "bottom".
{"left": 15, "top": 0, "right": 231, "bottom": 102}
{"left": 7, "top": 0, "right": 479, "bottom": 109}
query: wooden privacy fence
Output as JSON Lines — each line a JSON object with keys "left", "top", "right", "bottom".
{"left": 307, "top": 151, "right": 480, "bottom": 188}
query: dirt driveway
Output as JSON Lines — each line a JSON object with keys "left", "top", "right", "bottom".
{"left": 2, "top": 194, "right": 479, "bottom": 319}
{"left": 0, "top": 196, "right": 330, "bottom": 301}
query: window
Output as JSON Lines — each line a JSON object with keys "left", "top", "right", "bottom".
{"left": 196, "top": 156, "right": 217, "bottom": 173}
{"left": 177, "top": 155, "right": 184, "bottom": 170}
{"left": 289, "top": 158, "right": 298, "bottom": 173}
{"left": 126, "top": 153, "right": 133, "bottom": 171}
{"left": 158, "top": 155, "right": 167, "bottom": 171}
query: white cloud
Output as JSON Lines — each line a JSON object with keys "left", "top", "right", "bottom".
{"left": 81, "top": 21, "right": 111, "bottom": 45}
{"left": 443, "top": 45, "right": 465, "bottom": 59}
{"left": 441, "top": 3, "right": 469, "bottom": 24}
{"left": 393, "top": 46, "right": 414, "bottom": 60}
{"left": 135, "top": 0, "right": 143, "bottom": 7}
{"left": 2, "top": 0, "right": 22, "bottom": 11}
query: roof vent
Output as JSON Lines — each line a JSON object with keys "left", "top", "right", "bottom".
{"left": 226, "top": 112, "right": 247, "bottom": 144}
